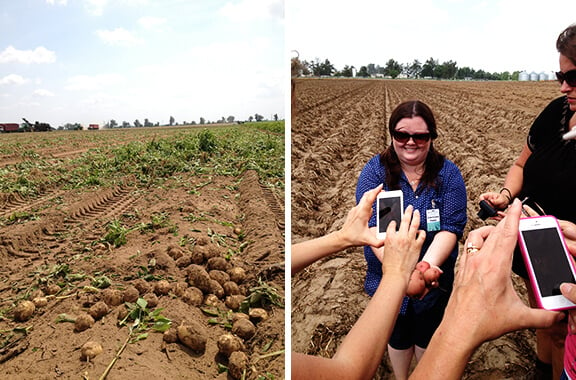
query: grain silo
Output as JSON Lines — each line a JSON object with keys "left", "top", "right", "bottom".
{"left": 519, "top": 71, "right": 529, "bottom": 81}
{"left": 530, "top": 71, "right": 539, "bottom": 81}
{"left": 538, "top": 72, "right": 548, "bottom": 81}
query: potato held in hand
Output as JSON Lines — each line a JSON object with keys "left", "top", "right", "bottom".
{"left": 406, "top": 261, "right": 442, "bottom": 299}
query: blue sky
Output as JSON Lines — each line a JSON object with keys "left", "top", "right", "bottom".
{"left": 288, "top": 0, "right": 576, "bottom": 75}
{"left": 0, "top": 0, "right": 284, "bottom": 127}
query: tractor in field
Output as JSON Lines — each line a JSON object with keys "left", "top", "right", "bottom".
{"left": 22, "top": 117, "right": 52, "bottom": 132}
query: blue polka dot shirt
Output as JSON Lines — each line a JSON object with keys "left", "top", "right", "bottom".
{"left": 355, "top": 154, "right": 467, "bottom": 311}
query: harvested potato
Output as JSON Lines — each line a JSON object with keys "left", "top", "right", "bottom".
{"left": 74, "top": 313, "right": 95, "bottom": 332}
{"left": 207, "top": 257, "right": 230, "bottom": 271}
{"left": 163, "top": 328, "right": 178, "bottom": 344}
{"left": 175, "top": 255, "right": 192, "bottom": 268}
{"left": 227, "top": 267, "right": 246, "bottom": 284}
{"left": 177, "top": 321, "right": 207, "bottom": 352}
{"left": 189, "top": 249, "right": 204, "bottom": 265}
{"left": 204, "top": 294, "right": 221, "bottom": 307}
{"left": 225, "top": 295, "right": 246, "bottom": 311}
{"left": 44, "top": 283, "right": 61, "bottom": 296}
{"left": 217, "top": 333, "right": 245, "bottom": 357}
{"left": 182, "top": 287, "right": 204, "bottom": 306}
{"left": 88, "top": 301, "right": 109, "bottom": 320}
{"left": 223, "top": 281, "right": 241, "bottom": 296}
{"left": 13, "top": 300, "right": 35, "bottom": 322}
{"left": 232, "top": 312, "right": 250, "bottom": 324}
{"left": 32, "top": 297, "right": 48, "bottom": 308}
{"left": 171, "top": 281, "right": 188, "bottom": 297}
{"left": 80, "top": 341, "right": 103, "bottom": 362}
{"left": 154, "top": 280, "right": 171, "bottom": 296}
{"left": 209, "top": 280, "right": 225, "bottom": 299}
{"left": 143, "top": 292, "right": 159, "bottom": 308}
{"left": 204, "top": 244, "right": 222, "bottom": 260}
{"left": 101, "top": 288, "right": 123, "bottom": 307}
{"left": 132, "top": 279, "right": 151, "bottom": 295}
{"left": 123, "top": 285, "right": 140, "bottom": 303}
{"left": 232, "top": 318, "right": 256, "bottom": 340}
{"left": 187, "top": 265, "right": 211, "bottom": 293}
{"left": 209, "top": 270, "right": 230, "bottom": 286}
{"left": 228, "top": 351, "right": 248, "bottom": 380}
{"left": 249, "top": 308, "right": 269, "bottom": 323}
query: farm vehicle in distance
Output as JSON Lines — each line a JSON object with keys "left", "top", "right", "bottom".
{"left": 0, "top": 123, "right": 20, "bottom": 133}
{"left": 22, "top": 118, "right": 53, "bottom": 132}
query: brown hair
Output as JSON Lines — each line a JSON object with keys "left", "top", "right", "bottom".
{"left": 380, "top": 100, "right": 445, "bottom": 191}
{"left": 557, "top": 23, "right": 576, "bottom": 65}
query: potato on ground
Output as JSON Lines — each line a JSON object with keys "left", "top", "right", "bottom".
{"left": 80, "top": 341, "right": 103, "bottom": 361}
{"left": 228, "top": 351, "right": 248, "bottom": 380}
{"left": 13, "top": 300, "right": 35, "bottom": 322}
{"left": 163, "top": 327, "right": 178, "bottom": 344}
{"left": 154, "top": 280, "right": 171, "bottom": 296}
{"left": 166, "top": 245, "right": 185, "bottom": 260}
{"left": 182, "top": 287, "right": 204, "bottom": 306}
{"left": 223, "top": 281, "right": 241, "bottom": 296}
{"left": 143, "top": 292, "right": 159, "bottom": 308}
{"left": 123, "top": 285, "right": 140, "bottom": 303}
{"left": 171, "top": 281, "right": 189, "bottom": 297}
{"left": 101, "top": 288, "right": 123, "bottom": 307}
{"left": 232, "top": 318, "right": 256, "bottom": 340}
{"left": 217, "top": 333, "right": 245, "bottom": 357}
{"left": 88, "top": 301, "right": 110, "bottom": 320}
{"left": 32, "top": 297, "right": 48, "bottom": 308}
{"left": 207, "top": 257, "right": 230, "bottom": 271}
{"left": 186, "top": 265, "right": 212, "bottom": 293}
{"left": 177, "top": 321, "right": 207, "bottom": 353}
{"left": 74, "top": 313, "right": 95, "bottom": 332}
{"left": 249, "top": 308, "right": 269, "bottom": 323}
{"left": 132, "top": 278, "right": 151, "bottom": 295}
{"left": 225, "top": 295, "right": 246, "bottom": 311}
{"left": 175, "top": 255, "right": 192, "bottom": 268}
{"left": 227, "top": 267, "right": 247, "bottom": 284}
{"left": 209, "top": 280, "right": 225, "bottom": 299}
{"left": 209, "top": 270, "right": 230, "bottom": 286}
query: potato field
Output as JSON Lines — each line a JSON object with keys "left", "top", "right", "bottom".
{"left": 0, "top": 123, "right": 285, "bottom": 380}
{"left": 291, "top": 78, "right": 562, "bottom": 379}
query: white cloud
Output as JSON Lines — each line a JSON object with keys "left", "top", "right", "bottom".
{"left": 0, "top": 46, "right": 56, "bottom": 64}
{"left": 33, "top": 89, "right": 55, "bottom": 97}
{"left": 138, "top": 16, "right": 167, "bottom": 30}
{"left": 84, "top": 0, "right": 108, "bottom": 16}
{"left": 95, "top": 28, "right": 142, "bottom": 46}
{"left": 219, "top": 0, "right": 284, "bottom": 22}
{"left": 65, "top": 74, "right": 125, "bottom": 91}
{"left": 0, "top": 74, "right": 29, "bottom": 86}
{"left": 46, "top": 0, "right": 68, "bottom": 5}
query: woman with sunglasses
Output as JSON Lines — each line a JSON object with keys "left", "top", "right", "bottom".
{"left": 355, "top": 100, "right": 467, "bottom": 380}
{"left": 478, "top": 23, "right": 576, "bottom": 380}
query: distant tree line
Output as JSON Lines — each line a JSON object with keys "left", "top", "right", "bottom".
{"left": 292, "top": 56, "right": 521, "bottom": 81}
{"left": 99, "top": 113, "right": 279, "bottom": 129}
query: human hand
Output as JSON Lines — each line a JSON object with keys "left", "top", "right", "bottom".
{"left": 560, "top": 283, "right": 576, "bottom": 334}
{"left": 478, "top": 191, "right": 508, "bottom": 220}
{"left": 338, "top": 185, "right": 386, "bottom": 248}
{"left": 439, "top": 199, "right": 562, "bottom": 349}
{"left": 407, "top": 261, "right": 443, "bottom": 299}
{"left": 380, "top": 205, "right": 426, "bottom": 281}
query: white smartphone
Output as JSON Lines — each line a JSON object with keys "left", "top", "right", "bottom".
{"left": 376, "top": 190, "right": 404, "bottom": 239}
{"left": 518, "top": 215, "right": 576, "bottom": 311}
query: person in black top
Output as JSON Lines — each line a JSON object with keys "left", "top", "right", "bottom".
{"left": 479, "top": 23, "right": 576, "bottom": 380}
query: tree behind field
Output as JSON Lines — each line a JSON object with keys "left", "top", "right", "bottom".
{"left": 169, "top": 116, "right": 175, "bottom": 126}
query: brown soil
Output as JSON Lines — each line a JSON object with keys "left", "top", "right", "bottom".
{"left": 0, "top": 131, "right": 284, "bottom": 380}
{"left": 291, "top": 78, "right": 562, "bottom": 379}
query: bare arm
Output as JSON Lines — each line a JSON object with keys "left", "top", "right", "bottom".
{"left": 291, "top": 185, "right": 385, "bottom": 275}
{"left": 292, "top": 206, "right": 426, "bottom": 380}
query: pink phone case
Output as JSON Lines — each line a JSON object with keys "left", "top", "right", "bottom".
{"left": 518, "top": 215, "right": 576, "bottom": 311}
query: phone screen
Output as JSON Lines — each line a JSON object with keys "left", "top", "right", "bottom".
{"left": 377, "top": 196, "right": 402, "bottom": 234}
{"left": 521, "top": 227, "right": 576, "bottom": 297}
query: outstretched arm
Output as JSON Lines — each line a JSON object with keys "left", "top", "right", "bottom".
{"left": 292, "top": 205, "right": 425, "bottom": 380}
{"left": 291, "top": 184, "right": 385, "bottom": 275}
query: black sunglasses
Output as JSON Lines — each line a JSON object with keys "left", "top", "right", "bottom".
{"left": 556, "top": 69, "right": 576, "bottom": 87}
{"left": 392, "top": 130, "right": 431, "bottom": 144}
